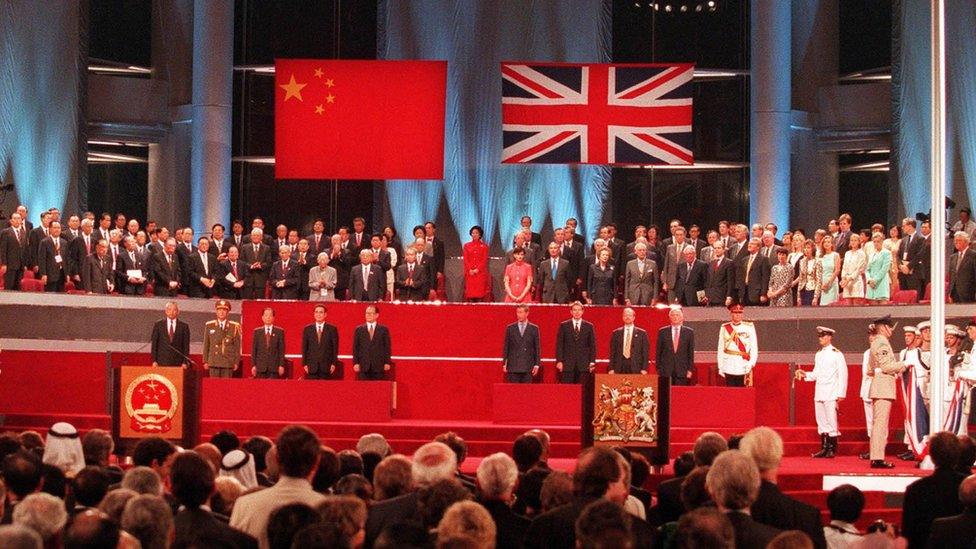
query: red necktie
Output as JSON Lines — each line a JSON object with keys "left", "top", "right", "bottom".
{"left": 368, "top": 325, "right": 375, "bottom": 340}
{"left": 232, "top": 262, "right": 238, "bottom": 278}
{"left": 168, "top": 322, "right": 174, "bottom": 341}
{"left": 265, "top": 329, "right": 271, "bottom": 347}
{"left": 317, "top": 325, "right": 322, "bottom": 342}
{"left": 714, "top": 260, "right": 719, "bottom": 272}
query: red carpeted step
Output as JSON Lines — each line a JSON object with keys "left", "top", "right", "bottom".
{"left": 788, "top": 490, "right": 890, "bottom": 509}
{"left": 1, "top": 413, "right": 111, "bottom": 432}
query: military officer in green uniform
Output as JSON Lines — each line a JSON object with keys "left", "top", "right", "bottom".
{"left": 866, "top": 314, "right": 906, "bottom": 468}
{"left": 203, "top": 299, "right": 242, "bottom": 378}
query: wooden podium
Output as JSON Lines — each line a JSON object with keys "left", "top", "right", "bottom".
{"left": 112, "top": 366, "right": 199, "bottom": 449}
{"left": 582, "top": 373, "right": 670, "bottom": 465}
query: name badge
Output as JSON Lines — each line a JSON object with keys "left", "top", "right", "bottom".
{"left": 54, "top": 254, "right": 63, "bottom": 264}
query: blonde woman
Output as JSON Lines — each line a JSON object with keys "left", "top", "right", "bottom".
{"left": 866, "top": 232, "right": 892, "bottom": 303}
{"left": 840, "top": 233, "right": 867, "bottom": 302}
{"left": 818, "top": 234, "right": 840, "bottom": 305}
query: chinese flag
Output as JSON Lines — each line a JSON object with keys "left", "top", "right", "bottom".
{"left": 275, "top": 59, "right": 447, "bottom": 180}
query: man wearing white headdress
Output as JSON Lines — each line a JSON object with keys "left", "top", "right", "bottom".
{"left": 220, "top": 449, "right": 258, "bottom": 490}
{"left": 42, "top": 422, "right": 85, "bottom": 475}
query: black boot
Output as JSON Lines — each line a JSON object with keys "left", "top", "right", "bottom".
{"left": 871, "top": 459, "right": 895, "bottom": 469}
{"left": 812, "top": 434, "right": 830, "bottom": 458}
{"left": 824, "top": 436, "right": 836, "bottom": 458}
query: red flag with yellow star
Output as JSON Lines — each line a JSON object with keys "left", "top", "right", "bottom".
{"left": 275, "top": 59, "right": 447, "bottom": 180}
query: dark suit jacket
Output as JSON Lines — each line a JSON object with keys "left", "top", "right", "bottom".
{"left": 66, "top": 233, "right": 95, "bottom": 278}
{"left": 81, "top": 254, "right": 114, "bottom": 294}
{"left": 726, "top": 510, "right": 781, "bottom": 549}
{"left": 174, "top": 507, "right": 258, "bottom": 549}
{"left": 674, "top": 259, "right": 708, "bottom": 305}
{"left": 118, "top": 249, "right": 149, "bottom": 294}
{"left": 560, "top": 241, "right": 584, "bottom": 283}
{"left": 524, "top": 497, "right": 656, "bottom": 549}
{"left": 926, "top": 509, "right": 976, "bottom": 549}
{"left": 481, "top": 499, "right": 529, "bottom": 549}
{"left": 329, "top": 247, "right": 354, "bottom": 293}
{"left": 187, "top": 252, "right": 218, "bottom": 298}
{"left": 349, "top": 263, "right": 384, "bottom": 301}
{"left": 216, "top": 259, "right": 247, "bottom": 299}
{"left": 395, "top": 262, "right": 429, "bottom": 301}
{"left": 269, "top": 259, "right": 300, "bottom": 300}
{"left": 0, "top": 226, "right": 30, "bottom": 271}
{"left": 174, "top": 242, "right": 196, "bottom": 289}
{"left": 736, "top": 253, "right": 771, "bottom": 304}
{"left": 555, "top": 319, "right": 596, "bottom": 372}
{"left": 366, "top": 248, "right": 392, "bottom": 276}
{"left": 364, "top": 491, "right": 420, "bottom": 548}
{"left": 429, "top": 237, "right": 445, "bottom": 275}
{"left": 306, "top": 233, "right": 330, "bottom": 256}
{"left": 252, "top": 326, "right": 286, "bottom": 374}
{"left": 704, "top": 257, "right": 736, "bottom": 306}
{"left": 902, "top": 468, "right": 965, "bottom": 549}
{"left": 609, "top": 326, "right": 650, "bottom": 373}
{"left": 650, "top": 475, "right": 685, "bottom": 525}
{"left": 151, "top": 319, "right": 191, "bottom": 366}
{"left": 898, "top": 232, "right": 925, "bottom": 280}
{"left": 949, "top": 249, "right": 976, "bottom": 303}
{"left": 302, "top": 323, "right": 339, "bottom": 375}
{"left": 240, "top": 242, "right": 273, "bottom": 291}
{"left": 538, "top": 257, "right": 571, "bottom": 303}
{"left": 206, "top": 238, "right": 233, "bottom": 257}
{"left": 655, "top": 325, "right": 694, "bottom": 379}
{"left": 152, "top": 252, "right": 182, "bottom": 296}
{"left": 503, "top": 322, "right": 541, "bottom": 374}
{"left": 352, "top": 324, "right": 391, "bottom": 373}
{"left": 37, "top": 236, "right": 69, "bottom": 282}
{"left": 751, "top": 480, "right": 826, "bottom": 549}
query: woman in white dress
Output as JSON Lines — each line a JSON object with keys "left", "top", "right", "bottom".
{"left": 882, "top": 224, "right": 902, "bottom": 292}
{"left": 383, "top": 235, "right": 398, "bottom": 298}
{"left": 839, "top": 233, "right": 867, "bottom": 302}
{"left": 308, "top": 252, "right": 337, "bottom": 301}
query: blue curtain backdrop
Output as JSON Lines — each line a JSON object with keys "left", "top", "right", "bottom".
{"left": 378, "top": 0, "right": 612, "bottom": 249}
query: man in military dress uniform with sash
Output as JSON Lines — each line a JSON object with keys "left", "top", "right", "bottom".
{"left": 717, "top": 303, "right": 758, "bottom": 387}
{"left": 866, "top": 315, "right": 906, "bottom": 469}
{"left": 203, "top": 299, "right": 242, "bottom": 378}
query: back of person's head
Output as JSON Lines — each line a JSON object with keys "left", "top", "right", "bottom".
{"left": 514, "top": 466, "right": 551, "bottom": 515}
{"left": 727, "top": 434, "right": 743, "bottom": 450}
{"left": 435, "top": 533, "right": 482, "bottom": 549}
{"left": 434, "top": 432, "right": 468, "bottom": 467}
{"left": 122, "top": 465, "right": 162, "bottom": 495}
{"left": 680, "top": 466, "right": 712, "bottom": 511}
{"left": 276, "top": 425, "right": 321, "bottom": 479}
{"left": 12, "top": 492, "right": 67, "bottom": 543}
{"left": 512, "top": 434, "right": 543, "bottom": 472}
{"left": 0, "top": 432, "right": 23, "bottom": 457}
{"left": 575, "top": 499, "right": 633, "bottom": 549}
{"left": 40, "top": 464, "right": 67, "bottom": 499}
{"left": 418, "top": 478, "right": 471, "bottom": 529}
{"left": 957, "top": 435, "right": 976, "bottom": 474}
{"left": 362, "top": 451, "right": 383, "bottom": 482}
{"left": 767, "top": 530, "right": 814, "bottom": 549}
{"left": 929, "top": 431, "right": 962, "bottom": 469}
{"left": 694, "top": 432, "right": 729, "bottom": 467}
{"left": 2, "top": 451, "right": 41, "bottom": 500}
{"left": 374, "top": 522, "right": 431, "bottom": 549}
{"left": 739, "top": 427, "right": 784, "bottom": 473}
{"left": 373, "top": 454, "right": 413, "bottom": 501}
{"left": 705, "top": 450, "right": 761, "bottom": 511}
{"left": 412, "top": 442, "right": 457, "bottom": 487}
{"left": 475, "top": 452, "right": 518, "bottom": 501}
{"left": 212, "top": 476, "right": 244, "bottom": 517}
{"left": 337, "top": 449, "right": 364, "bottom": 477}
{"left": 312, "top": 447, "right": 340, "bottom": 493}
{"left": 63, "top": 510, "right": 120, "bottom": 549}
{"left": 356, "top": 433, "right": 391, "bottom": 458}
{"left": 437, "top": 501, "right": 496, "bottom": 549}
{"left": 82, "top": 430, "right": 114, "bottom": 467}
{"left": 97, "top": 489, "right": 138, "bottom": 523}
{"left": 72, "top": 466, "right": 110, "bottom": 507}
{"left": 290, "top": 522, "right": 349, "bottom": 549}
{"left": 267, "top": 503, "right": 320, "bottom": 549}
{"left": 242, "top": 436, "right": 274, "bottom": 473}
{"left": 17, "top": 432, "right": 44, "bottom": 456}
{"left": 959, "top": 475, "right": 976, "bottom": 511}
{"left": 333, "top": 473, "right": 373, "bottom": 502}
{"left": 132, "top": 437, "right": 176, "bottom": 468}
{"left": 210, "top": 430, "right": 241, "bottom": 456}
{"left": 121, "top": 494, "right": 173, "bottom": 549}
{"left": 192, "top": 443, "right": 223, "bottom": 473}
{"left": 574, "top": 447, "right": 623, "bottom": 500}
{"left": 540, "top": 470, "right": 573, "bottom": 512}
{"left": 673, "top": 507, "right": 734, "bottom": 549}
{"left": 170, "top": 451, "right": 215, "bottom": 508}
{"left": 827, "top": 484, "right": 865, "bottom": 523}
{"left": 630, "top": 453, "right": 652, "bottom": 487}
{"left": 667, "top": 452, "right": 692, "bottom": 479}
{"left": 316, "top": 495, "right": 367, "bottom": 546}
{"left": 0, "top": 524, "right": 43, "bottom": 549}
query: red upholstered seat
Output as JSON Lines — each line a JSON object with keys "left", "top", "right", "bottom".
{"left": 891, "top": 289, "right": 917, "bottom": 304}
{"left": 22, "top": 270, "right": 34, "bottom": 279}
{"left": 19, "top": 278, "right": 44, "bottom": 292}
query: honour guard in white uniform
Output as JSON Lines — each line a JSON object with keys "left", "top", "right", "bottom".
{"left": 942, "top": 325, "right": 971, "bottom": 435}
{"left": 717, "top": 303, "right": 758, "bottom": 387}
{"left": 796, "top": 326, "right": 848, "bottom": 458}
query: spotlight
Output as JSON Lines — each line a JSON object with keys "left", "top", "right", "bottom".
{"left": 708, "top": 0, "right": 717, "bottom": 10}
{"left": 695, "top": 4, "right": 703, "bottom": 12}
{"left": 634, "top": 2, "right": 641, "bottom": 7}
{"left": 680, "top": 4, "right": 688, "bottom": 12}
{"left": 664, "top": 4, "right": 672, "bottom": 12}
{"left": 653, "top": 3, "right": 660, "bottom": 10}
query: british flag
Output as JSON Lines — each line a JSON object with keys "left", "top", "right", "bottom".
{"left": 501, "top": 62, "right": 694, "bottom": 165}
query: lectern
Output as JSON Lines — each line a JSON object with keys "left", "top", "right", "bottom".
{"left": 112, "top": 366, "right": 199, "bottom": 449}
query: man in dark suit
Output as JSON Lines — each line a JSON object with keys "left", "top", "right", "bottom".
{"left": 329, "top": 238, "right": 353, "bottom": 301}
{"left": 516, "top": 215, "right": 543, "bottom": 248}
{"left": 151, "top": 302, "right": 191, "bottom": 368}
{"left": 349, "top": 217, "right": 369, "bottom": 253}
{"left": 554, "top": 302, "right": 596, "bottom": 384}
{"left": 301, "top": 304, "right": 339, "bottom": 380}
{"left": 187, "top": 238, "right": 218, "bottom": 298}
{"left": 559, "top": 228, "right": 584, "bottom": 297}
{"left": 349, "top": 249, "right": 384, "bottom": 301}
{"left": 927, "top": 475, "right": 976, "bottom": 549}
{"left": 395, "top": 248, "right": 428, "bottom": 301}
{"left": 502, "top": 304, "right": 541, "bottom": 383}
{"left": 251, "top": 307, "right": 286, "bottom": 378}
{"left": 152, "top": 238, "right": 182, "bottom": 297}
{"left": 706, "top": 450, "right": 781, "bottom": 549}
{"left": 366, "top": 234, "right": 393, "bottom": 277}
{"left": 538, "top": 242, "right": 571, "bottom": 304}
{"left": 742, "top": 427, "right": 826, "bottom": 549}
{"left": 269, "top": 246, "right": 300, "bottom": 300}
{"left": 949, "top": 232, "right": 976, "bottom": 303}
{"left": 170, "top": 451, "right": 258, "bottom": 548}
{"left": 27, "top": 211, "right": 52, "bottom": 270}
{"left": 241, "top": 229, "right": 272, "bottom": 300}
{"left": 81, "top": 241, "right": 115, "bottom": 294}
{"left": 207, "top": 223, "right": 230, "bottom": 259}
{"left": 270, "top": 224, "right": 290, "bottom": 257}
{"left": 118, "top": 237, "right": 149, "bottom": 295}
{"left": 897, "top": 218, "right": 925, "bottom": 293}
{"left": 902, "top": 432, "right": 965, "bottom": 549}
{"left": 306, "top": 219, "right": 330, "bottom": 257}
{"left": 67, "top": 219, "right": 97, "bottom": 287}
{"left": 834, "top": 214, "right": 854, "bottom": 258}
{"left": 674, "top": 245, "right": 708, "bottom": 306}
{"left": 703, "top": 241, "right": 736, "bottom": 307}
{"left": 736, "top": 238, "right": 770, "bottom": 305}
{"left": 0, "top": 211, "right": 30, "bottom": 290}
{"left": 216, "top": 246, "right": 247, "bottom": 299}
{"left": 352, "top": 305, "right": 392, "bottom": 380}
{"left": 652, "top": 433, "right": 727, "bottom": 525}
{"left": 174, "top": 228, "right": 197, "bottom": 294}
{"left": 37, "top": 221, "right": 68, "bottom": 292}
{"left": 424, "top": 221, "right": 445, "bottom": 277}
{"left": 655, "top": 307, "right": 695, "bottom": 386}
{"left": 608, "top": 307, "right": 649, "bottom": 374}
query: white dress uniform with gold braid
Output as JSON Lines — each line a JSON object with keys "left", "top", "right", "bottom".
{"left": 797, "top": 326, "right": 848, "bottom": 458}
{"left": 717, "top": 304, "right": 758, "bottom": 386}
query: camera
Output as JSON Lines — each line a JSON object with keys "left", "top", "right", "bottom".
{"left": 866, "top": 519, "right": 888, "bottom": 534}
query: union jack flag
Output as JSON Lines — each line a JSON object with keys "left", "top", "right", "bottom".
{"left": 501, "top": 62, "right": 694, "bottom": 165}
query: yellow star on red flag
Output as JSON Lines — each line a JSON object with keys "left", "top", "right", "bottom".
{"left": 279, "top": 74, "right": 307, "bottom": 102}
{"left": 315, "top": 104, "right": 325, "bottom": 115}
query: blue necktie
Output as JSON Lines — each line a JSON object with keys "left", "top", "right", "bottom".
{"left": 551, "top": 260, "right": 558, "bottom": 280}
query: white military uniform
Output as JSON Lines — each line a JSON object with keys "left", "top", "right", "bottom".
{"left": 802, "top": 344, "right": 848, "bottom": 436}
{"left": 717, "top": 321, "right": 758, "bottom": 377}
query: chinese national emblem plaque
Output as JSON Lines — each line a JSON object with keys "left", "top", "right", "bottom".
{"left": 592, "top": 375, "right": 659, "bottom": 446}
{"left": 119, "top": 367, "right": 184, "bottom": 439}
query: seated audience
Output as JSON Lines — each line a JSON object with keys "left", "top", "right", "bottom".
{"left": 823, "top": 484, "right": 865, "bottom": 548}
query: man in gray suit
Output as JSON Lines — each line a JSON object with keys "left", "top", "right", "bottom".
{"left": 502, "top": 304, "right": 541, "bottom": 383}
{"left": 537, "top": 242, "right": 571, "bottom": 304}
{"left": 624, "top": 242, "right": 659, "bottom": 306}
{"left": 662, "top": 225, "right": 689, "bottom": 302}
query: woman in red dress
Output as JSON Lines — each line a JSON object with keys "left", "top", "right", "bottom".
{"left": 463, "top": 225, "right": 492, "bottom": 302}
{"left": 504, "top": 247, "right": 534, "bottom": 303}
